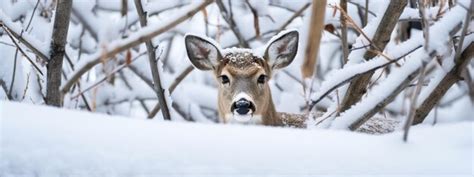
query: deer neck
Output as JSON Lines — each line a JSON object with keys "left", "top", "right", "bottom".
{"left": 261, "top": 92, "right": 283, "bottom": 126}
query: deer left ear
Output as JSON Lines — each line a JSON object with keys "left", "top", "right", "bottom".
{"left": 264, "top": 30, "right": 299, "bottom": 69}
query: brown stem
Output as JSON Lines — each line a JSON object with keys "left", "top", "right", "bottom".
{"left": 340, "top": 0, "right": 349, "bottom": 64}
{"left": 301, "top": 0, "right": 327, "bottom": 79}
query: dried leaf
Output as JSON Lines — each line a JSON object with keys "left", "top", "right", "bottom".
{"left": 125, "top": 49, "right": 132, "bottom": 65}
{"left": 324, "top": 24, "right": 336, "bottom": 34}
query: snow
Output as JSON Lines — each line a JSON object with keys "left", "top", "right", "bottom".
{"left": 1, "top": 101, "right": 472, "bottom": 176}
{"left": 0, "top": 11, "right": 50, "bottom": 57}
{"left": 312, "top": 2, "right": 471, "bottom": 128}
{"left": 331, "top": 49, "right": 425, "bottom": 129}
{"left": 311, "top": 37, "right": 422, "bottom": 105}
{"left": 345, "top": 1, "right": 390, "bottom": 65}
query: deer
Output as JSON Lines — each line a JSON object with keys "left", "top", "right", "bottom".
{"left": 185, "top": 30, "right": 306, "bottom": 128}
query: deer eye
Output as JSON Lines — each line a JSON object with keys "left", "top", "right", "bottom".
{"left": 257, "top": 75, "right": 267, "bottom": 84}
{"left": 220, "top": 75, "right": 230, "bottom": 84}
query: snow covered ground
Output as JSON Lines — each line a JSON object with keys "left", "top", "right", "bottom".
{"left": 0, "top": 101, "right": 472, "bottom": 177}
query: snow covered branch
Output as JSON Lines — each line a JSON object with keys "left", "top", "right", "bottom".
{"left": 326, "top": 3, "right": 469, "bottom": 130}
{"left": 339, "top": 0, "right": 408, "bottom": 114}
{"left": 60, "top": 0, "right": 213, "bottom": 96}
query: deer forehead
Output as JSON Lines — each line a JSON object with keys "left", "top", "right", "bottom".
{"left": 218, "top": 51, "right": 270, "bottom": 77}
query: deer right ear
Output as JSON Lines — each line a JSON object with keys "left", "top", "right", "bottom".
{"left": 185, "top": 35, "right": 222, "bottom": 71}
{"left": 264, "top": 30, "right": 299, "bottom": 70}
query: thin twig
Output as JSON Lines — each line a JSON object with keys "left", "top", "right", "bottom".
{"left": 215, "top": 0, "right": 249, "bottom": 48}
{"left": 1, "top": 25, "right": 44, "bottom": 76}
{"left": 278, "top": 3, "right": 311, "bottom": 32}
{"left": 340, "top": 0, "right": 349, "bottom": 64}
{"left": 70, "top": 53, "right": 146, "bottom": 99}
{"left": 134, "top": 0, "right": 171, "bottom": 120}
{"left": 0, "top": 79, "right": 13, "bottom": 100}
{"left": 413, "top": 3, "right": 474, "bottom": 125}
{"left": 403, "top": 65, "right": 426, "bottom": 142}
{"left": 331, "top": 4, "right": 381, "bottom": 52}
{"left": 61, "top": 0, "right": 213, "bottom": 97}
{"left": 9, "top": 50, "right": 19, "bottom": 98}
{"left": 0, "top": 22, "right": 49, "bottom": 63}
{"left": 245, "top": 0, "right": 261, "bottom": 39}
{"left": 148, "top": 65, "right": 194, "bottom": 118}
{"left": 337, "top": 0, "right": 408, "bottom": 114}
{"left": 418, "top": 0, "right": 430, "bottom": 50}
{"left": 309, "top": 45, "right": 421, "bottom": 109}
{"left": 347, "top": 1, "right": 376, "bottom": 17}
{"left": 21, "top": 73, "right": 31, "bottom": 101}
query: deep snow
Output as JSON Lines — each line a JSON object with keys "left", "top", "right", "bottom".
{"left": 0, "top": 101, "right": 472, "bottom": 177}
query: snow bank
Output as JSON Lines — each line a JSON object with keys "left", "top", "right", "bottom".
{"left": 0, "top": 102, "right": 472, "bottom": 177}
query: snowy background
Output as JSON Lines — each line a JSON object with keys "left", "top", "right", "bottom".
{"left": 0, "top": 0, "right": 473, "bottom": 176}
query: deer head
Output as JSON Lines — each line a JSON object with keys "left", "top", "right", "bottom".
{"left": 185, "top": 31, "right": 299, "bottom": 125}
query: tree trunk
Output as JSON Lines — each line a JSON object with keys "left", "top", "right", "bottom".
{"left": 46, "top": 0, "right": 72, "bottom": 107}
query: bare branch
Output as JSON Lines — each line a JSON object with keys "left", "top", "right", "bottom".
{"left": 0, "top": 25, "right": 44, "bottom": 76}
{"left": 0, "top": 22, "right": 49, "bottom": 63}
{"left": 148, "top": 65, "right": 194, "bottom": 118}
{"left": 339, "top": 0, "right": 408, "bottom": 114}
{"left": 414, "top": 43, "right": 474, "bottom": 124}
{"left": 309, "top": 45, "right": 421, "bottom": 110}
{"left": 215, "top": 0, "right": 250, "bottom": 48}
{"left": 72, "top": 8, "right": 98, "bottom": 41}
{"left": 413, "top": 1, "right": 473, "bottom": 125}
{"left": 278, "top": 3, "right": 311, "bottom": 32}
{"left": 0, "top": 79, "right": 12, "bottom": 100}
{"left": 331, "top": 3, "right": 467, "bottom": 130}
{"left": 60, "top": 0, "right": 213, "bottom": 96}
{"left": 245, "top": 0, "right": 261, "bottom": 38}
{"left": 70, "top": 53, "right": 146, "bottom": 99}
{"left": 340, "top": 0, "right": 349, "bottom": 64}
{"left": 403, "top": 65, "right": 426, "bottom": 142}
{"left": 134, "top": 0, "right": 171, "bottom": 120}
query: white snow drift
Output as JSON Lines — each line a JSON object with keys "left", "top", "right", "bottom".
{"left": 0, "top": 101, "right": 472, "bottom": 176}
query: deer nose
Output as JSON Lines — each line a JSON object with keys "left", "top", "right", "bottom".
{"left": 232, "top": 98, "right": 254, "bottom": 115}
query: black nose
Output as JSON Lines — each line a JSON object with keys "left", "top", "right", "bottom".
{"left": 232, "top": 99, "right": 253, "bottom": 115}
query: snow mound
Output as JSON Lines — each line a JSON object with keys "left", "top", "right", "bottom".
{"left": 0, "top": 102, "right": 472, "bottom": 177}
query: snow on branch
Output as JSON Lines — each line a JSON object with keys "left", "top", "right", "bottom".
{"left": 309, "top": 42, "right": 422, "bottom": 110}
{"left": 60, "top": 0, "right": 213, "bottom": 96}
{"left": 327, "top": 4, "right": 470, "bottom": 130}
{"left": 0, "top": 11, "right": 49, "bottom": 62}
{"left": 338, "top": 0, "right": 407, "bottom": 113}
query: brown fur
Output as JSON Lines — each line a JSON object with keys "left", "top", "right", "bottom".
{"left": 185, "top": 31, "right": 304, "bottom": 127}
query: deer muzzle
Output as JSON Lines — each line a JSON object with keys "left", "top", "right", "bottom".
{"left": 231, "top": 98, "right": 255, "bottom": 115}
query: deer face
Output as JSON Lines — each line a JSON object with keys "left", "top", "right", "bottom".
{"left": 185, "top": 31, "right": 298, "bottom": 123}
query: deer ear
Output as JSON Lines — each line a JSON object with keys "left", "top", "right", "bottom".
{"left": 185, "top": 35, "right": 222, "bottom": 70}
{"left": 264, "top": 30, "right": 299, "bottom": 69}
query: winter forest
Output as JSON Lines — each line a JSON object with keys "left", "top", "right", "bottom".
{"left": 0, "top": 0, "right": 473, "bottom": 176}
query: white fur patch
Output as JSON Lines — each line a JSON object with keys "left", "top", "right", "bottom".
{"left": 232, "top": 92, "right": 254, "bottom": 103}
{"left": 226, "top": 114, "right": 263, "bottom": 124}
{"left": 233, "top": 114, "right": 252, "bottom": 122}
